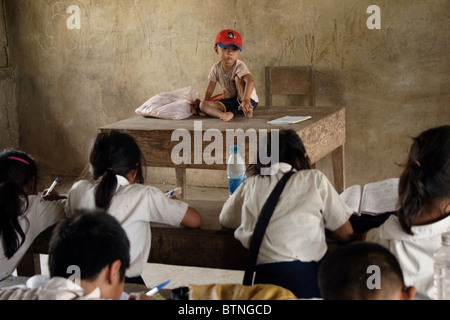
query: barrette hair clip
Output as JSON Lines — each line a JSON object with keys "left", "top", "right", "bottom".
{"left": 8, "top": 156, "right": 30, "bottom": 165}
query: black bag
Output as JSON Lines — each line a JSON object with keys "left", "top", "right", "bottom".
{"left": 243, "top": 170, "right": 295, "bottom": 286}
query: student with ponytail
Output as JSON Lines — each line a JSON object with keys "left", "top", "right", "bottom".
{"left": 0, "top": 149, "right": 65, "bottom": 274}
{"left": 66, "top": 130, "right": 201, "bottom": 285}
{"left": 364, "top": 125, "right": 450, "bottom": 300}
{"left": 219, "top": 129, "right": 354, "bottom": 299}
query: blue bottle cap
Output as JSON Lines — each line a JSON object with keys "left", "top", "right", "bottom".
{"left": 230, "top": 145, "right": 239, "bottom": 154}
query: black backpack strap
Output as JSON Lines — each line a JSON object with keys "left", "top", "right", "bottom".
{"left": 243, "top": 170, "right": 295, "bottom": 286}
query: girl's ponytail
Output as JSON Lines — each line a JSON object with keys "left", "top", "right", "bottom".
{"left": 397, "top": 125, "right": 450, "bottom": 235}
{"left": 397, "top": 160, "right": 424, "bottom": 234}
{"left": 0, "top": 149, "right": 36, "bottom": 259}
{"left": 95, "top": 168, "right": 118, "bottom": 210}
{"left": 90, "top": 130, "right": 144, "bottom": 210}
{"left": 0, "top": 181, "right": 28, "bottom": 258}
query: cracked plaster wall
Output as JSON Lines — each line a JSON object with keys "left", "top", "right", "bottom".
{"left": 2, "top": 0, "right": 449, "bottom": 187}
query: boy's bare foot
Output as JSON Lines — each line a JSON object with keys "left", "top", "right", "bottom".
{"left": 220, "top": 112, "right": 234, "bottom": 122}
{"left": 191, "top": 99, "right": 201, "bottom": 115}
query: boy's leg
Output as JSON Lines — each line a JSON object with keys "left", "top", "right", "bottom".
{"left": 199, "top": 100, "right": 234, "bottom": 121}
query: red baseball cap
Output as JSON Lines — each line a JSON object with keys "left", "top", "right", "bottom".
{"left": 215, "top": 29, "right": 243, "bottom": 51}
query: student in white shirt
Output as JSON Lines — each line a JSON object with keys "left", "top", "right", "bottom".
{"left": 0, "top": 149, "right": 65, "bottom": 274}
{"left": 66, "top": 130, "right": 201, "bottom": 285}
{"left": 364, "top": 125, "right": 450, "bottom": 300}
{"left": 219, "top": 129, "right": 354, "bottom": 299}
{"left": 0, "top": 209, "right": 152, "bottom": 300}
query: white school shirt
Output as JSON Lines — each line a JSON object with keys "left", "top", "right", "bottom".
{"left": 365, "top": 214, "right": 450, "bottom": 300}
{"left": 219, "top": 163, "right": 353, "bottom": 264}
{"left": 65, "top": 176, "right": 188, "bottom": 278}
{"left": 0, "top": 276, "right": 102, "bottom": 300}
{"left": 0, "top": 196, "right": 66, "bottom": 274}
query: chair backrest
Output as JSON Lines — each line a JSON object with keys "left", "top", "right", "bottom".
{"left": 265, "top": 66, "right": 315, "bottom": 106}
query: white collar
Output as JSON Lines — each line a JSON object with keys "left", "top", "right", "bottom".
{"left": 115, "top": 174, "right": 130, "bottom": 186}
{"left": 262, "top": 162, "right": 295, "bottom": 176}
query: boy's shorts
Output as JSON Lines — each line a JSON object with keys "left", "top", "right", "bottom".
{"left": 217, "top": 96, "right": 258, "bottom": 116}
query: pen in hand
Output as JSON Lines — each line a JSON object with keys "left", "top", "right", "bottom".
{"left": 43, "top": 177, "right": 59, "bottom": 197}
{"left": 165, "top": 187, "right": 181, "bottom": 198}
{"left": 146, "top": 280, "right": 170, "bottom": 297}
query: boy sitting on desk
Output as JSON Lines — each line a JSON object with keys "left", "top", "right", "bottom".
{"left": 198, "top": 29, "right": 259, "bottom": 122}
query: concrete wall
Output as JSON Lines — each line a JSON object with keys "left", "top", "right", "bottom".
{"left": 3, "top": 0, "right": 449, "bottom": 188}
{"left": 0, "top": 1, "right": 18, "bottom": 150}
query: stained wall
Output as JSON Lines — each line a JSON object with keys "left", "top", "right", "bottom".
{"left": 3, "top": 0, "right": 449, "bottom": 187}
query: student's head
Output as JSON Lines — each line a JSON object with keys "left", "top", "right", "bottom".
{"left": 0, "top": 149, "right": 38, "bottom": 195}
{"left": 318, "top": 241, "right": 415, "bottom": 300}
{"left": 397, "top": 125, "right": 450, "bottom": 235}
{"left": 0, "top": 149, "right": 38, "bottom": 259}
{"left": 48, "top": 209, "right": 130, "bottom": 300}
{"left": 89, "top": 130, "right": 145, "bottom": 209}
{"left": 247, "top": 129, "right": 311, "bottom": 176}
{"left": 215, "top": 29, "right": 243, "bottom": 51}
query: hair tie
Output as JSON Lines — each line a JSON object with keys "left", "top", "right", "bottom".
{"left": 8, "top": 156, "right": 30, "bottom": 165}
{"left": 414, "top": 160, "right": 421, "bottom": 167}
{"left": 107, "top": 167, "right": 114, "bottom": 173}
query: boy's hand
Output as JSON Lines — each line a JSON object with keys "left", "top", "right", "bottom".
{"left": 239, "top": 100, "right": 253, "bottom": 118}
{"left": 128, "top": 292, "right": 156, "bottom": 300}
{"left": 42, "top": 190, "right": 67, "bottom": 201}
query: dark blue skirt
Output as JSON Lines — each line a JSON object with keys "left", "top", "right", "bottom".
{"left": 254, "top": 259, "right": 323, "bottom": 299}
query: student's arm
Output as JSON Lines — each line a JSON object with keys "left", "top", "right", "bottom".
{"left": 203, "top": 80, "right": 216, "bottom": 101}
{"left": 219, "top": 185, "right": 244, "bottom": 229}
{"left": 240, "top": 74, "right": 255, "bottom": 115}
{"left": 327, "top": 220, "right": 354, "bottom": 242}
{"left": 241, "top": 73, "right": 254, "bottom": 101}
{"left": 181, "top": 207, "right": 202, "bottom": 228}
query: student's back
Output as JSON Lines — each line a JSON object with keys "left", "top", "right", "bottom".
{"left": 0, "top": 149, "right": 65, "bottom": 274}
{"left": 219, "top": 129, "right": 354, "bottom": 298}
{"left": 66, "top": 130, "right": 201, "bottom": 284}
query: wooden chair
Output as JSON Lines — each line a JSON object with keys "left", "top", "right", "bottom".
{"left": 265, "top": 66, "right": 315, "bottom": 106}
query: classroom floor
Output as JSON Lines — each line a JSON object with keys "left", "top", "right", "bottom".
{"left": 38, "top": 176, "right": 244, "bottom": 291}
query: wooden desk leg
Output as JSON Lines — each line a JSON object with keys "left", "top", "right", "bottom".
{"left": 16, "top": 252, "right": 41, "bottom": 276}
{"left": 175, "top": 167, "right": 187, "bottom": 200}
{"left": 331, "top": 145, "right": 345, "bottom": 194}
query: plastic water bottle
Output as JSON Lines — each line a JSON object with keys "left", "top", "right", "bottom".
{"left": 433, "top": 231, "right": 450, "bottom": 300}
{"left": 227, "top": 145, "right": 246, "bottom": 196}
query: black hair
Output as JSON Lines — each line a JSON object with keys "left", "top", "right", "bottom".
{"left": 247, "top": 129, "right": 311, "bottom": 176}
{"left": 48, "top": 209, "right": 130, "bottom": 281}
{"left": 397, "top": 125, "right": 450, "bottom": 235}
{"left": 89, "top": 130, "right": 145, "bottom": 210}
{"left": 0, "top": 149, "right": 38, "bottom": 259}
{"left": 318, "top": 241, "right": 406, "bottom": 300}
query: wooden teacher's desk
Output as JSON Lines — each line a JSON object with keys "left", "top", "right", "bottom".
{"left": 100, "top": 105, "right": 346, "bottom": 197}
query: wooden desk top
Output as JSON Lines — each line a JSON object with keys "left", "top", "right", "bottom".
{"left": 100, "top": 105, "right": 343, "bottom": 132}
{"left": 100, "top": 105, "right": 345, "bottom": 165}
{"left": 25, "top": 199, "right": 247, "bottom": 271}
{"left": 151, "top": 199, "right": 225, "bottom": 231}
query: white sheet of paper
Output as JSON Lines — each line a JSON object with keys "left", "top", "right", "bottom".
{"left": 339, "top": 184, "right": 362, "bottom": 214}
{"left": 360, "top": 178, "right": 400, "bottom": 215}
{"left": 267, "top": 116, "right": 312, "bottom": 124}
